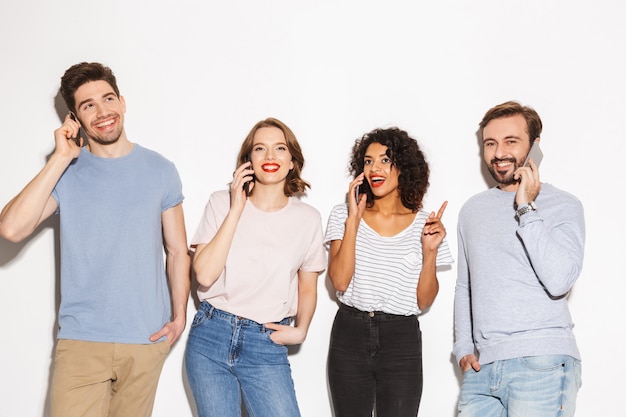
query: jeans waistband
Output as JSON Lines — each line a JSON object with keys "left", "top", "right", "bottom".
{"left": 198, "top": 301, "right": 291, "bottom": 328}
{"left": 338, "top": 302, "right": 416, "bottom": 321}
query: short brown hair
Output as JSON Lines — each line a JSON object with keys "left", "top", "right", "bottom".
{"left": 237, "top": 118, "right": 310, "bottom": 196}
{"left": 60, "top": 62, "right": 120, "bottom": 113}
{"left": 479, "top": 101, "right": 543, "bottom": 144}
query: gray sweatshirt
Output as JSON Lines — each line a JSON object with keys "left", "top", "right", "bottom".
{"left": 453, "top": 183, "right": 585, "bottom": 365}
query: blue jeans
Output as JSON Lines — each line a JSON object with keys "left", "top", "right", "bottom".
{"left": 327, "top": 303, "right": 423, "bottom": 417}
{"left": 458, "top": 355, "right": 582, "bottom": 417}
{"left": 184, "top": 301, "right": 300, "bottom": 417}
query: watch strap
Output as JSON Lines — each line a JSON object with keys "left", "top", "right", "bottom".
{"left": 516, "top": 201, "right": 537, "bottom": 217}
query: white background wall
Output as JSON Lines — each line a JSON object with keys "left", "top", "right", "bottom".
{"left": 1, "top": 1, "right": 624, "bottom": 416}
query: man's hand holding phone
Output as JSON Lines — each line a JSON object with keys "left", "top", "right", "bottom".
{"left": 68, "top": 112, "right": 85, "bottom": 147}
{"left": 523, "top": 141, "right": 543, "bottom": 168}
{"left": 515, "top": 141, "right": 542, "bottom": 207}
{"left": 53, "top": 114, "right": 83, "bottom": 160}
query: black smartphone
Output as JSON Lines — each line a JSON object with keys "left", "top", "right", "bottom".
{"left": 355, "top": 175, "right": 369, "bottom": 202}
{"left": 243, "top": 154, "right": 255, "bottom": 197}
{"left": 523, "top": 141, "right": 543, "bottom": 167}
{"left": 69, "top": 112, "right": 84, "bottom": 147}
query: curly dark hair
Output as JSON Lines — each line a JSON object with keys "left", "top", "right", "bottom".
{"left": 349, "top": 127, "right": 429, "bottom": 212}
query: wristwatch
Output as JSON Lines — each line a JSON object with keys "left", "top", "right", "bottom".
{"left": 516, "top": 201, "right": 537, "bottom": 217}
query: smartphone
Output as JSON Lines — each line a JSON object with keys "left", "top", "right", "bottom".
{"left": 354, "top": 175, "right": 369, "bottom": 202}
{"left": 68, "top": 112, "right": 84, "bottom": 147}
{"left": 523, "top": 141, "right": 543, "bottom": 167}
{"left": 243, "top": 154, "right": 255, "bottom": 197}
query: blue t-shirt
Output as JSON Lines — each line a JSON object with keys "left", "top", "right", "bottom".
{"left": 51, "top": 144, "right": 183, "bottom": 344}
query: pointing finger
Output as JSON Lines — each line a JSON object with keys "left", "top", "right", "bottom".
{"left": 436, "top": 201, "right": 448, "bottom": 219}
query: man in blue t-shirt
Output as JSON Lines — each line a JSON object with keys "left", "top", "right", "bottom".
{"left": 0, "top": 62, "right": 190, "bottom": 417}
{"left": 454, "top": 101, "right": 584, "bottom": 417}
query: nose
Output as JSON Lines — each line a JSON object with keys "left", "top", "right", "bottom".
{"left": 93, "top": 103, "right": 106, "bottom": 118}
{"left": 492, "top": 143, "right": 507, "bottom": 159}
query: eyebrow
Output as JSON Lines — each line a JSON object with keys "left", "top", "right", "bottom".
{"left": 483, "top": 134, "right": 522, "bottom": 143}
{"left": 252, "top": 141, "right": 288, "bottom": 147}
{"left": 364, "top": 152, "right": 388, "bottom": 158}
{"left": 76, "top": 92, "right": 117, "bottom": 111}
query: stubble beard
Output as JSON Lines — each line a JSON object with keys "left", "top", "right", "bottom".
{"left": 85, "top": 115, "right": 123, "bottom": 146}
{"left": 88, "top": 131, "right": 122, "bottom": 146}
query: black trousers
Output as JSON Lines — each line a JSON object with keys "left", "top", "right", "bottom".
{"left": 327, "top": 303, "right": 423, "bottom": 417}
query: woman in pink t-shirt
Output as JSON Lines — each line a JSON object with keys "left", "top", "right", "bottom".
{"left": 185, "top": 118, "right": 326, "bottom": 417}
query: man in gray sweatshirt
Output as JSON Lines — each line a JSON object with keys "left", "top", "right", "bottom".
{"left": 454, "top": 101, "right": 584, "bottom": 417}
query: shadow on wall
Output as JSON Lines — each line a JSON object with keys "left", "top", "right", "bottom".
{"left": 0, "top": 92, "right": 74, "bottom": 417}
{"left": 0, "top": 215, "right": 61, "bottom": 417}
{"left": 475, "top": 128, "right": 498, "bottom": 189}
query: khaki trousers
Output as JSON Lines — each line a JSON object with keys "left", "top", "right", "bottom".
{"left": 50, "top": 339, "right": 170, "bottom": 417}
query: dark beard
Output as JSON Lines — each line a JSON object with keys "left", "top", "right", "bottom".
{"left": 487, "top": 157, "right": 519, "bottom": 185}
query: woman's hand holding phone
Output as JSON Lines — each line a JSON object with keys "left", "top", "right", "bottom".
{"left": 349, "top": 173, "right": 366, "bottom": 219}
{"left": 242, "top": 155, "right": 255, "bottom": 197}
{"left": 231, "top": 161, "right": 254, "bottom": 211}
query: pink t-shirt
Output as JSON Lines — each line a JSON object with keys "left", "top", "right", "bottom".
{"left": 191, "top": 190, "right": 327, "bottom": 323}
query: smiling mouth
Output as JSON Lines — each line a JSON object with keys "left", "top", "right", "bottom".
{"left": 94, "top": 117, "right": 116, "bottom": 129}
{"left": 370, "top": 177, "right": 385, "bottom": 187}
{"left": 492, "top": 158, "right": 516, "bottom": 170}
{"left": 262, "top": 163, "right": 280, "bottom": 172}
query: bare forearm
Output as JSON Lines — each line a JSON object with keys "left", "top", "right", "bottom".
{"left": 295, "top": 271, "right": 319, "bottom": 337}
{"left": 193, "top": 210, "right": 240, "bottom": 286}
{"left": 167, "top": 250, "right": 191, "bottom": 322}
{"left": 416, "top": 251, "right": 439, "bottom": 310}
{"left": 161, "top": 204, "right": 191, "bottom": 322}
{"left": 0, "top": 153, "right": 70, "bottom": 242}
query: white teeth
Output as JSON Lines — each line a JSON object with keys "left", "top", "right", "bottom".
{"left": 95, "top": 119, "right": 114, "bottom": 128}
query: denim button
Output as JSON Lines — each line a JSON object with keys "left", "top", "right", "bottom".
{"left": 369, "top": 312, "right": 375, "bottom": 317}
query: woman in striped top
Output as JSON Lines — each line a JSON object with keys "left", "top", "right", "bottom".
{"left": 324, "top": 127, "right": 453, "bottom": 417}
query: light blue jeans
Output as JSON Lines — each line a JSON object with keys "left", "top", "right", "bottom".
{"left": 458, "top": 355, "right": 582, "bottom": 417}
{"left": 185, "top": 301, "right": 300, "bottom": 417}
